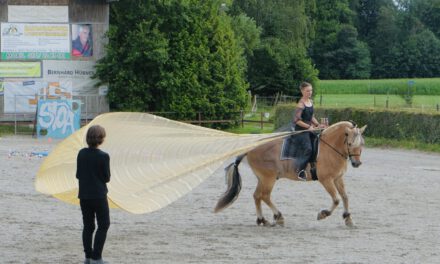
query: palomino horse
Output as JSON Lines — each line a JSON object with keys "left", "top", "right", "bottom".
{"left": 214, "top": 121, "right": 367, "bottom": 227}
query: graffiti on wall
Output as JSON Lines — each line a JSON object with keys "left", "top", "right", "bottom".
{"left": 37, "top": 100, "right": 81, "bottom": 139}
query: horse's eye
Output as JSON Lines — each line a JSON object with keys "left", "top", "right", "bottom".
{"left": 349, "top": 143, "right": 352, "bottom": 146}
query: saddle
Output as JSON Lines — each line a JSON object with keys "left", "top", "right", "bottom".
{"left": 280, "top": 131, "right": 321, "bottom": 180}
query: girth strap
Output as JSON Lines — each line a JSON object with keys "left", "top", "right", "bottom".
{"left": 310, "top": 162, "right": 318, "bottom": 181}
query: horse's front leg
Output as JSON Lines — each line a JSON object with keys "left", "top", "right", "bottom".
{"left": 317, "top": 179, "right": 340, "bottom": 221}
{"left": 335, "top": 177, "right": 354, "bottom": 227}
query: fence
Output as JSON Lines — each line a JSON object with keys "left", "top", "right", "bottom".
{"left": 1, "top": 108, "right": 274, "bottom": 135}
{"left": 148, "top": 111, "right": 273, "bottom": 129}
{"left": 0, "top": 94, "right": 109, "bottom": 135}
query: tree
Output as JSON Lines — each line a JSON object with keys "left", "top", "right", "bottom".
{"left": 231, "top": 0, "right": 318, "bottom": 97}
{"left": 368, "top": 4, "right": 401, "bottom": 77}
{"left": 94, "top": 0, "right": 248, "bottom": 121}
{"left": 310, "top": 0, "right": 371, "bottom": 79}
{"left": 411, "top": 0, "right": 440, "bottom": 38}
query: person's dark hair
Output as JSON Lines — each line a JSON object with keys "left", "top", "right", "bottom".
{"left": 86, "top": 125, "right": 106, "bottom": 148}
{"left": 299, "top": 82, "right": 312, "bottom": 90}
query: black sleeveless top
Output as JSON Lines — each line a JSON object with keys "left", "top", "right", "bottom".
{"left": 294, "top": 105, "right": 314, "bottom": 131}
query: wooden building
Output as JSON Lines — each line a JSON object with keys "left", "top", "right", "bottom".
{"left": 0, "top": 0, "right": 111, "bottom": 122}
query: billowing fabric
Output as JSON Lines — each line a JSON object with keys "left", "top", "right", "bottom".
{"left": 35, "top": 112, "right": 292, "bottom": 214}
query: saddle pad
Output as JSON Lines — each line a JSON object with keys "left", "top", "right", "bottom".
{"left": 280, "top": 132, "right": 320, "bottom": 161}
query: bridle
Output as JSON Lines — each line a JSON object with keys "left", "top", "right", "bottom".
{"left": 319, "top": 128, "right": 362, "bottom": 160}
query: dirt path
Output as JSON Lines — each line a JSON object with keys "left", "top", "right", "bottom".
{"left": 1, "top": 136, "right": 439, "bottom": 264}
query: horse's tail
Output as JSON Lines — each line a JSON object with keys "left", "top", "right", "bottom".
{"left": 214, "top": 154, "right": 246, "bottom": 213}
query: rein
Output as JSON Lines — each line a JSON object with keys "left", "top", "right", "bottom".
{"left": 320, "top": 132, "right": 361, "bottom": 160}
{"left": 320, "top": 136, "right": 347, "bottom": 159}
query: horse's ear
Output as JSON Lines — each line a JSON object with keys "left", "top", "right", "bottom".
{"left": 349, "top": 120, "right": 357, "bottom": 128}
{"left": 359, "top": 125, "right": 367, "bottom": 134}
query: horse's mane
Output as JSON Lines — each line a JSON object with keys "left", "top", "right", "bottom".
{"left": 322, "top": 121, "right": 354, "bottom": 136}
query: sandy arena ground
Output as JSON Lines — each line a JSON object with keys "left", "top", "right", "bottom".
{"left": 1, "top": 135, "right": 440, "bottom": 264}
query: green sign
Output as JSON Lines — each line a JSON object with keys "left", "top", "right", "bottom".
{"left": 0, "top": 61, "right": 42, "bottom": 78}
{"left": 1, "top": 52, "right": 70, "bottom": 60}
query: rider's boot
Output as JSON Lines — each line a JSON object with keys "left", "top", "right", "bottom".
{"left": 297, "top": 167, "right": 307, "bottom": 181}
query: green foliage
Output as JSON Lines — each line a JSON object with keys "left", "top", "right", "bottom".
{"left": 224, "top": 123, "right": 274, "bottom": 134}
{"left": 0, "top": 125, "right": 15, "bottom": 136}
{"left": 94, "top": 0, "right": 248, "bottom": 121}
{"left": 230, "top": 14, "right": 261, "bottom": 58}
{"left": 364, "top": 137, "right": 440, "bottom": 152}
{"left": 0, "top": 125, "right": 33, "bottom": 136}
{"left": 288, "top": 93, "right": 440, "bottom": 110}
{"left": 275, "top": 105, "right": 440, "bottom": 144}
{"left": 310, "top": 0, "right": 371, "bottom": 79}
{"left": 319, "top": 78, "right": 440, "bottom": 95}
{"left": 231, "top": 0, "right": 318, "bottom": 96}
{"left": 412, "top": 0, "right": 440, "bottom": 38}
{"left": 247, "top": 39, "right": 315, "bottom": 96}
{"left": 351, "top": 0, "right": 440, "bottom": 79}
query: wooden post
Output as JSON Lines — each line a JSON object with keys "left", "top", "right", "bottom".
{"left": 437, "top": 103, "right": 439, "bottom": 112}
{"left": 240, "top": 110, "right": 244, "bottom": 128}
{"left": 198, "top": 112, "right": 202, "bottom": 126}
{"left": 319, "top": 94, "right": 322, "bottom": 106}
{"left": 260, "top": 112, "right": 263, "bottom": 129}
{"left": 386, "top": 97, "right": 389, "bottom": 108}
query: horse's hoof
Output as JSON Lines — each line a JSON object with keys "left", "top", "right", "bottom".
{"left": 257, "top": 217, "right": 270, "bottom": 226}
{"left": 343, "top": 212, "right": 354, "bottom": 227}
{"left": 345, "top": 218, "right": 354, "bottom": 227}
{"left": 273, "top": 212, "right": 284, "bottom": 226}
{"left": 317, "top": 210, "right": 331, "bottom": 220}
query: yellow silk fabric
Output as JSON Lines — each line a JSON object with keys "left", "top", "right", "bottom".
{"left": 35, "top": 112, "right": 290, "bottom": 214}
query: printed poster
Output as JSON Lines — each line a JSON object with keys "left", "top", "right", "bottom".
{"left": 37, "top": 99, "right": 81, "bottom": 139}
{"left": 8, "top": 5, "right": 69, "bottom": 23}
{"left": 43, "top": 60, "right": 106, "bottom": 95}
{"left": 0, "top": 61, "right": 42, "bottom": 78}
{"left": 71, "top": 24, "right": 93, "bottom": 57}
{"left": 3, "top": 80, "right": 72, "bottom": 113}
{"left": 1, "top": 23, "right": 70, "bottom": 60}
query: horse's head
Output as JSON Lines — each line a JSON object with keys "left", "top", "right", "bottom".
{"left": 344, "top": 124, "right": 367, "bottom": 168}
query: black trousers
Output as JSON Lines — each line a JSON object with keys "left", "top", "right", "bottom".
{"left": 80, "top": 198, "right": 110, "bottom": 260}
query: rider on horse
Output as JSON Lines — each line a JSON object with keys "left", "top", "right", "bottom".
{"left": 292, "top": 82, "right": 326, "bottom": 181}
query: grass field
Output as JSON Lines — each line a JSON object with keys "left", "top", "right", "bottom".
{"left": 315, "top": 94, "right": 440, "bottom": 111}
{"left": 318, "top": 78, "right": 440, "bottom": 95}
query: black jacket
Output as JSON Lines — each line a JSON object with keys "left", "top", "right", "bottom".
{"left": 76, "top": 148, "right": 111, "bottom": 199}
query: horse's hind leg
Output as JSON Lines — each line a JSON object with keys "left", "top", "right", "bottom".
{"left": 317, "top": 179, "right": 340, "bottom": 221}
{"left": 254, "top": 181, "right": 270, "bottom": 226}
{"left": 334, "top": 177, "right": 354, "bottom": 227}
{"left": 260, "top": 179, "right": 284, "bottom": 226}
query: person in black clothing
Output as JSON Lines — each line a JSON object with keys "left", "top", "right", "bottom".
{"left": 292, "top": 82, "right": 326, "bottom": 181}
{"left": 76, "top": 125, "right": 111, "bottom": 264}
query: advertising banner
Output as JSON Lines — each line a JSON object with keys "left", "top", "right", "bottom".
{"left": 36, "top": 99, "right": 81, "bottom": 139}
{"left": 1, "top": 23, "right": 70, "bottom": 60}
{"left": 8, "top": 5, "right": 69, "bottom": 23}
{"left": 43, "top": 60, "right": 104, "bottom": 95}
{"left": 0, "top": 61, "right": 42, "bottom": 78}
{"left": 3, "top": 80, "right": 73, "bottom": 113}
